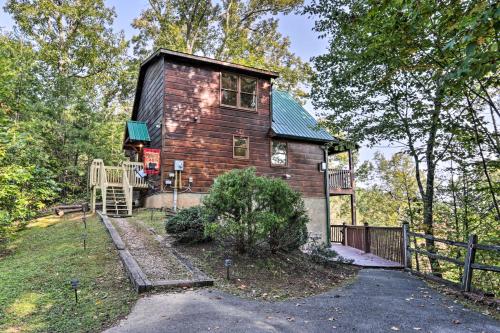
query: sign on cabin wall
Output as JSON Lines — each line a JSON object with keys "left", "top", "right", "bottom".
{"left": 143, "top": 148, "right": 160, "bottom": 175}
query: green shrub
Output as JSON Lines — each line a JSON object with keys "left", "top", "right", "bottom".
{"left": 165, "top": 206, "right": 211, "bottom": 243}
{"left": 203, "top": 167, "right": 309, "bottom": 253}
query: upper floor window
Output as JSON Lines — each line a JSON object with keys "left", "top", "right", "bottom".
{"left": 221, "top": 73, "right": 257, "bottom": 110}
{"left": 271, "top": 140, "right": 288, "bottom": 166}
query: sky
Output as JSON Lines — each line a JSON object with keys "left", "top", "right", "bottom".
{"left": 0, "top": 0, "right": 393, "bottom": 163}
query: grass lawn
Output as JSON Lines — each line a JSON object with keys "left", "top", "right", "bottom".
{"left": 129, "top": 209, "right": 166, "bottom": 236}
{"left": 0, "top": 213, "right": 137, "bottom": 333}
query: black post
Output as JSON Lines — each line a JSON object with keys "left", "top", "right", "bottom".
{"left": 402, "top": 222, "right": 411, "bottom": 269}
{"left": 363, "top": 222, "right": 370, "bottom": 253}
{"left": 342, "top": 223, "right": 347, "bottom": 246}
{"left": 462, "top": 234, "right": 477, "bottom": 292}
{"left": 75, "top": 289, "right": 78, "bottom": 303}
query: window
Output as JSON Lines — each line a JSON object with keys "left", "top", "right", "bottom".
{"left": 221, "top": 73, "right": 257, "bottom": 110}
{"left": 271, "top": 140, "right": 288, "bottom": 166}
{"left": 233, "top": 136, "right": 249, "bottom": 159}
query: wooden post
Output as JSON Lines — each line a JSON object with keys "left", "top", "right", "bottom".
{"left": 102, "top": 188, "right": 107, "bottom": 215}
{"left": 348, "top": 149, "right": 357, "bottom": 225}
{"left": 402, "top": 222, "right": 411, "bottom": 269}
{"left": 462, "top": 234, "right": 477, "bottom": 292}
{"left": 342, "top": 222, "right": 347, "bottom": 246}
{"left": 363, "top": 222, "right": 370, "bottom": 253}
{"left": 91, "top": 186, "right": 96, "bottom": 213}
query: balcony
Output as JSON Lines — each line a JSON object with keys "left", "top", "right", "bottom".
{"left": 328, "top": 169, "right": 354, "bottom": 195}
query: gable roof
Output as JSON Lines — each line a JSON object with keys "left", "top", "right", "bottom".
{"left": 126, "top": 121, "right": 150, "bottom": 142}
{"left": 272, "top": 90, "right": 335, "bottom": 143}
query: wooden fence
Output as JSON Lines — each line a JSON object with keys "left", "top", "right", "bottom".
{"left": 331, "top": 223, "right": 404, "bottom": 264}
{"left": 402, "top": 224, "right": 500, "bottom": 292}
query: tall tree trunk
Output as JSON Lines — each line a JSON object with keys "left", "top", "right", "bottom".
{"left": 422, "top": 86, "right": 442, "bottom": 277}
{"left": 467, "top": 96, "right": 500, "bottom": 220}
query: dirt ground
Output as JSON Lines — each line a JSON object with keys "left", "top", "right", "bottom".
{"left": 175, "top": 241, "right": 359, "bottom": 301}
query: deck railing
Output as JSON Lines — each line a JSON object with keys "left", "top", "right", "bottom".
{"left": 89, "top": 159, "right": 148, "bottom": 214}
{"left": 328, "top": 169, "right": 352, "bottom": 189}
{"left": 331, "top": 223, "right": 404, "bottom": 264}
{"left": 123, "top": 161, "right": 147, "bottom": 188}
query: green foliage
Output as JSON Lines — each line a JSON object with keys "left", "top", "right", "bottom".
{"left": 165, "top": 206, "right": 212, "bottom": 243}
{"left": 203, "top": 168, "right": 309, "bottom": 254}
{"left": 132, "top": 0, "right": 311, "bottom": 99}
{"left": 0, "top": 1, "right": 133, "bottom": 245}
{"left": 306, "top": 0, "right": 499, "bottom": 275}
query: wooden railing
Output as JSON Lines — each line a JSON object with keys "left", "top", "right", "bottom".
{"left": 331, "top": 223, "right": 404, "bottom": 264}
{"left": 122, "top": 165, "right": 133, "bottom": 216}
{"left": 370, "top": 227, "right": 403, "bottom": 264}
{"left": 105, "top": 166, "right": 123, "bottom": 186}
{"left": 328, "top": 169, "right": 352, "bottom": 189}
{"left": 403, "top": 224, "right": 500, "bottom": 292}
{"left": 89, "top": 159, "right": 148, "bottom": 215}
{"left": 123, "top": 161, "right": 147, "bottom": 188}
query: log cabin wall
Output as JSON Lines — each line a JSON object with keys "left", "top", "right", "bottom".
{"left": 161, "top": 58, "right": 326, "bottom": 198}
{"left": 136, "top": 57, "right": 164, "bottom": 149}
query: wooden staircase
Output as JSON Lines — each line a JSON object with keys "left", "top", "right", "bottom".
{"left": 105, "top": 186, "right": 129, "bottom": 217}
{"left": 89, "top": 159, "right": 148, "bottom": 217}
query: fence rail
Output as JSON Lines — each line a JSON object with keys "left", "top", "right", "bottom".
{"left": 403, "top": 225, "right": 500, "bottom": 292}
{"left": 328, "top": 169, "right": 352, "bottom": 189}
{"left": 330, "top": 223, "right": 404, "bottom": 264}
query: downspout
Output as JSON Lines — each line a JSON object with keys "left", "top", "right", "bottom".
{"left": 269, "top": 81, "right": 274, "bottom": 126}
{"left": 323, "top": 147, "right": 331, "bottom": 245}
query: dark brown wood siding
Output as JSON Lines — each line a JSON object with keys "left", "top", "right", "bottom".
{"left": 136, "top": 57, "right": 164, "bottom": 148}
{"left": 161, "top": 59, "right": 326, "bottom": 198}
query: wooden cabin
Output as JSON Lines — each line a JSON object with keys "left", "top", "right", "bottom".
{"left": 116, "top": 49, "right": 357, "bottom": 242}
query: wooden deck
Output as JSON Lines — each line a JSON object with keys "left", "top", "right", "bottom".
{"left": 331, "top": 244, "right": 403, "bottom": 268}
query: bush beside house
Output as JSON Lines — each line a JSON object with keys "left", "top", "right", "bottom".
{"left": 166, "top": 168, "right": 309, "bottom": 254}
{"left": 165, "top": 206, "right": 212, "bottom": 243}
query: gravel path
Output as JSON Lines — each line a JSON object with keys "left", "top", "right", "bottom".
{"left": 111, "top": 218, "right": 192, "bottom": 281}
{"left": 104, "top": 269, "right": 499, "bottom": 333}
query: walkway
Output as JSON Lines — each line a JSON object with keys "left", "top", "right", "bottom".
{"left": 104, "top": 269, "right": 499, "bottom": 333}
{"left": 331, "top": 244, "right": 403, "bottom": 268}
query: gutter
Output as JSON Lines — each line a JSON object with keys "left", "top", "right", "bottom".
{"left": 323, "top": 147, "right": 331, "bottom": 245}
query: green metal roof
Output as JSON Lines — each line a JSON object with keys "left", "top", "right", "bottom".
{"left": 272, "top": 90, "right": 335, "bottom": 143}
{"left": 126, "top": 120, "right": 151, "bottom": 142}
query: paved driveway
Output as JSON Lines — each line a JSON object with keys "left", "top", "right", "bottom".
{"left": 105, "top": 269, "right": 499, "bottom": 333}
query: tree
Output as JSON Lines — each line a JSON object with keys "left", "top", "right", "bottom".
{"left": 304, "top": 0, "right": 498, "bottom": 275}
{"left": 0, "top": 1, "right": 132, "bottom": 245}
{"left": 4, "top": 0, "right": 131, "bottom": 197}
{"left": 132, "top": 0, "right": 311, "bottom": 98}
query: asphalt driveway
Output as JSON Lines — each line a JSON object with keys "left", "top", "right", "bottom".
{"left": 105, "top": 269, "right": 499, "bottom": 333}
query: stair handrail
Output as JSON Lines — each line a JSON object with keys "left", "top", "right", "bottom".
{"left": 122, "top": 165, "right": 133, "bottom": 216}
{"left": 90, "top": 159, "right": 104, "bottom": 187}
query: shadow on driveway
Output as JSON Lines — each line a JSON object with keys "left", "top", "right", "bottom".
{"left": 104, "top": 269, "right": 499, "bottom": 333}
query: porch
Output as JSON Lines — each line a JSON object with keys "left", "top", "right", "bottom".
{"left": 89, "top": 159, "right": 149, "bottom": 216}
{"left": 330, "top": 223, "right": 404, "bottom": 268}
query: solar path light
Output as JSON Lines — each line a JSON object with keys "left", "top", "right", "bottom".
{"left": 82, "top": 233, "right": 87, "bottom": 250}
{"left": 70, "top": 279, "right": 79, "bottom": 303}
{"left": 224, "top": 259, "right": 233, "bottom": 280}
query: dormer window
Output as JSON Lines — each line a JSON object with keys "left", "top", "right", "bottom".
{"left": 221, "top": 73, "right": 257, "bottom": 110}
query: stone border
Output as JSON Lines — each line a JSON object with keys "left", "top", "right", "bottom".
{"left": 98, "top": 211, "right": 152, "bottom": 293}
{"left": 97, "top": 211, "right": 213, "bottom": 293}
